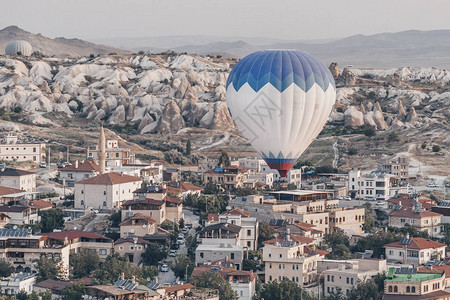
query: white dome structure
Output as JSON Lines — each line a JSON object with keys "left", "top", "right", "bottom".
{"left": 5, "top": 40, "right": 33, "bottom": 56}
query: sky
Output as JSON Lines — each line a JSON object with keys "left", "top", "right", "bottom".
{"left": 2, "top": 0, "right": 449, "bottom": 41}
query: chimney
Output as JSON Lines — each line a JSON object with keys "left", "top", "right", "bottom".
{"left": 406, "top": 233, "right": 410, "bottom": 240}
{"left": 286, "top": 228, "right": 291, "bottom": 241}
{"left": 75, "top": 160, "right": 79, "bottom": 169}
{"left": 99, "top": 125, "right": 106, "bottom": 174}
{"left": 131, "top": 276, "right": 136, "bottom": 284}
{"left": 121, "top": 273, "right": 125, "bottom": 280}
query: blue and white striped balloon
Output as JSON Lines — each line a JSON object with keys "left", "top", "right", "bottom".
{"left": 226, "top": 50, "right": 336, "bottom": 177}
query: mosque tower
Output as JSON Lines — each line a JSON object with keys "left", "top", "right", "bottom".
{"left": 99, "top": 125, "right": 106, "bottom": 174}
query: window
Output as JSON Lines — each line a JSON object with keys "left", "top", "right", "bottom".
{"left": 269, "top": 276, "right": 272, "bottom": 281}
{"left": 279, "top": 254, "right": 282, "bottom": 258}
{"left": 389, "top": 250, "right": 393, "bottom": 255}
{"left": 279, "top": 264, "right": 281, "bottom": 269}
{"left": 119, "top": 246, "right": 123, "bottom": 250}
{"left": 412, "top": 287, "right": 415, "bottom": 293}
{"left": 247, "top": 241, "right": 251, "bottom": 247}
{"left": 347, "top": 277, "right": 349, "bottom": 284}
{"left": 400, "top": 219, "right": 405, "bottom": 223}
{"left": 406, "top": 286, "right": 410, "bottom": 293}
{"left": 231, "top": 253, "right": 234, "bottom": 259}
{"left": 351, "top": 278, "right": 353, "bottom": 284}
{"left": 388, "top": 286, "right": 392, "bottom": 292}
{"left": 394, "top": 286, "right": 398, "bottom": 293}
{"left": 269, "top": 263, "right": 272, "bottom": 269}
{"left": 103, "top": 201, "right": 107, "bottom": 207}
{"left": 327, "top": 275, "right": 330, "bottom": 282}
{"left": 81, "top": 190, "right": 84, "bottom": 194}
{"left": 99, "top": 249, "right": 107, "bottom": 255}
{"left": 332, "top": 276, "right": 334, "bottom": 282}
{"left": 81, "top": 200, "right": 84, "bottom": 206}
{"left": 200, "top": 253, "right": 204, "bottom": 258}
{"left": 103, "top": 191, "right": 106, "bottom": 195}
{"left": 247, "top": 229, "right": 251, "bottom": 236}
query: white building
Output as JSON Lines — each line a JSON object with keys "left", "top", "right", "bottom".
{"left": 0, "top": 168, "right": 36, "bottom": 192}
{"left": 348, "top": 169, "right": 397, "bottom": 200}
{"left": 58, "top": 160, "right": 99, "bottom": 186}
{"left": 0, "top": 205, "right": 40, "bottom": 225}
{"left": 195, "top": 243, "right": 244, "bottom": 270}
{"left": 88, "top": 139, "right": 135, "bottom": 167}
{"left": 384, "top": 236, "right": 446, "bottom": 265}
{"left": 0, "top": 273, "right": 36, "bottom": 296}
{"left": 322, "top": 259, "right": 386, "bottom": 297}
{"left": 0, "top": 134, "right": 46, "bottom": 163}
{"left": 74, "top": 172, "right": 142, "bottom": 210}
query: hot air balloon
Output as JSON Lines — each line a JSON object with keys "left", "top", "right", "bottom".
{"left": 226, "top": 50, "right": 336, "bottom": 177}
{"left": 5, "top": 40, "right": 33, "bottom": 56}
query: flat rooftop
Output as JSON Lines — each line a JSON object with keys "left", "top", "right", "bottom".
{"left": 271, "top": 190, "right": 327, "bottom": 196}
{"left": 386, "top": 272, "right": 442, "bottom": 283}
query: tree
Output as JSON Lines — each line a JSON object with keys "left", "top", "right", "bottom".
{"left": 218, "top": 150, "right": 230, "bottom": 167}
{"left": 324, "top": 229, "right": 352, "bottom": 259}
{"left": 386, "top": 132, "right": 399, "bottom": 142}
{"left": 254, "top": 278, "right": 313, "bottom": 300}
{"left": 141, "top": 243, "right": 167, "bottom": 266}
{"left": 362, "top": 202, "right": 375, "bottom": 232}
{"left": 95, "top": 254, "right": 142, "bottom": 284}
{"left": 186, "top": 140, "right": 192, "bottom": 156}
{"left": 346, "top": 273, "right": 386, "bottom": 300}
{"left": 347, "top": 147, "right": 358, "bottom": 155}
{"left": 36, "top": 257, "right": 61, "bottom": 281}
{"left": 70, "top": 249, "right": 100, "bottom": 278}
{"left": 432, "top": 145, "right": 441, "bottom": 152}
{"left": 362, "top": 125, "right": 376, "bottom": 137}
{"left": 178, "top": 218, "right": 185, "bottom": 229}
{"left": 61, "top": 282, "right": 85, "bottom": 300}
{"left": 39, "top": 208, "right": 64, "bottom": 233}
{"left": 142, "top": 266, "right": 158, "bottom": 281}
{"left": 204, "top": 180, "right": 217, "bottom": 194}
{"left": 0, "top": 258, "right": 14, "bottom": 277}
{"left": 109, "top": 210, "right": 122, "bottom": 227}
{"left": 258, "top": 222, "right": 276, "bottom": 245}
{"left": 242, "top": 250, "right": 262, "bottom": 271}
{"left": 351, "top": 231, "right": 399, "bottom": 258}
{"left": 191, "top": 271, "right": 237, "bottom": 300}
{"left": 171, "top": 255, "right": 194, "bottom": 280}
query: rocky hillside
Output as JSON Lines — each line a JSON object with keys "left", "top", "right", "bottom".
{"left": 0, "top": 26, "right": 128, "bottom": 56}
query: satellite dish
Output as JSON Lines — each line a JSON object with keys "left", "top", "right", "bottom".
{"left": 13, "top": 225, "right": 18, "bottom": 229}
{"left": 226, "top": 206, "right": 231, "bottom": 210}
{"left": 74, "top": 226, "right": 78, "bottom": 230}
{"left": 143, "top": 224, "right": 147, "bottom": 228}
{"left": 146, "top": 277, "right": 151, "bottom": 281}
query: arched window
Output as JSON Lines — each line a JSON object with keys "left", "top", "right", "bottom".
{"left": 394, "top": 286, "right": 398, "bottom": 293}
{"left": 412, "top": 287, "right": 415, "bottom": 293}
{"left": 406, "top": 286, "right": 410, "bottom": 293}
{"left": 81, "top": 200, "right": 84, "bottom": 206}
{"left": 388, "top": 286, "right": 392, "bottom": 292}
{"left": 103, "top": 201, "right": 107, "bottom": 207}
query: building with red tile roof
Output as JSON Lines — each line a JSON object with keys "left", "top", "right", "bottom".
{"left": 31, "top": 200, "right": 53, "bottom": 211}
{"left": 119, "top": 213, "right": 157, "bottom": 238}
{"left": 59, "top": 160, "right": 99, "bottom": 186}
{"left": 384, "top": 236, "right": 446, "bottom": 265}
{"left": 0, "top": 186, "right": 26, "bottom": 204}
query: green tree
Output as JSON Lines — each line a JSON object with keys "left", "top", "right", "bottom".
{"left": 386, "top": 132, "right": 399, "bottom": 142}
{"left": 191, "top": 272, "right": 237, "bottom": 300}
{"left": 95, "top": 254, "right": 142, "bottom": 284}
{"left": 70, "top": 249, "right": 100, "bottom": 278}
{"left": 362, "top": 125, "right": 376, "bottom": 137}
{"left": 258, "top": 222, "right": 276, "bottom": 246}
{"left": 0, "top": 258, "right": 14, "bottom": 277}
{"left": 351, "top": 231, "right": 399, "bottom": 258}
{"left": 347, "top": 147, "right": 358, "bottom": 155}
{"left": 421, "top": 142, "right": 427, "bottom": 149}
{"left": 171, "top": 255, "right": 194, "bottom": 280}
{"left": 178, "top": 218, "right": 185, "bottom": 229}
{"left": 142, "top": 266, "right": 158, "bottom": 281}
{"left": 254, "top": 278, "right": 313, "bottom": 300}
{"left": 362, "top": 202, "right": 375, "bottom": 232}
{"left": 185, "top": 233, "right": 199, "bottom": 259}
{"left": 204, "top": 179, "right": 217, "bottom": 194}
{"left": 141, "top": 243, "right": 167, "bottom": 266}
{"left": 16, "top": 291, "right": 28, "bottom": 300}
{"left": 36, "top": 257, "right": 61, "bottom": 281}
{"left": 324, "top": 229, "right": 352, "bottom": 259}
{"left": 39, "top": 208, "right": 65, "bottom": 233}
{"left": 242, "top": 250, "right": 262, "bottom": 271}
{"left": 432, "top": 145, "right": 441, "bottom": 152}
{"left": 109, "top": 210, "right": 122, "bottom": 227}
{"left": 186, "top": 140, "right": 192, "bottom": 156}
{"left": 218, "top": 150, "right": 230, "bottom": 167}
{"left": 61, "top": 282, "right": 85, "bottom": 300}
{"left": 346, "top": 273, "right": 386, "bottom": 300}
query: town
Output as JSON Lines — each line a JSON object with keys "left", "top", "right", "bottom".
{"left": 0, "top": 124, "right": 448, "bottom": 300}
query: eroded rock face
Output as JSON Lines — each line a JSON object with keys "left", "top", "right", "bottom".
{"left": 344, "top": 106, "right": 364, "bottom": 127}
{"left": 340, "top": 68, "right": 356, "bottom": 86}
{"left": 398, "top": 100, "right": 407, "bottom": 121}
{"left": 156, "top": 100, "right": 185, "bottom": 134}
{"left": 329, "top": 63, "right": 339, "bottom": 79}
{"left": 406, "top": 107, "right": 419, "bottom": 123}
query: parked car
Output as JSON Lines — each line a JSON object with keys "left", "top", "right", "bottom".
{"left": 39, "top": 162, "right": 47, "bottom": 168}
{"left": 186, "top": 223, "right": 193, "bottom": 229}
{"left": 169, "top": 249, "right": 177, "bottom": 257}
{"left": 427, "top": 183, "right": 439, "bottom": 188}
{"left": 375, "top": 201, "right": 384, "bottom": 206}
{"left": 182, "top": 227, "right": 189, "bottom": 234}
{"left": 178, "top": 233, "right": 184, "bottom": 239}
{"left": 161, "top": 264, "right": 169, "bottom": 272}
{"left": 365, "top": 197, "right": 375, "bottom": 201}
{"left": 193, "top": 209, "right": 200, "bottom": 215}
{"left": 337, "top": 196, "right": 343, "bottom": 200}
{"left": 177, "top": 237, "right": 184, "bottom": 245}
{"left": 345, "top": 196, "right": 351, "bottom": 201}
{"left": 170, "top": 243, "right": 180, "bottom": 250}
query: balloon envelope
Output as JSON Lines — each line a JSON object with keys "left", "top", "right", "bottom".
{"left": 226, "top": 50, "right": 336, "bottom": 177}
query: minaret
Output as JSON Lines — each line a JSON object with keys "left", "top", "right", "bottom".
{"left": 99, "top": 125, "right": 106, "bottom": 174}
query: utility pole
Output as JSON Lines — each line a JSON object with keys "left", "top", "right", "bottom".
{"left": 66, "top": 145, "right": 69, "bottom": 162}
{"left": 47, "top": 146, "right": 51, "bottom": 169}
{"left": 185, "top": 264, "right": 189, "bottom": 282}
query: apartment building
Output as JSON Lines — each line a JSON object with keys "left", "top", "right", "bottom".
{"left": 114, "top": 237, "right": 149, "bottom": 264}
{"left": 384, "top": 267, "right": 450, "bottom": 300}
{"left": 0, "top": 168, "right": 36, "bottom": 192}
{"left": 119, "top": 213, "right": 157, "bottom": 238}
{"left": 388, "top": 202, "right": 443, "bottom": 238}
{"left": 0, "top": 205, "right": 40, "bottom": 225}
{"left": 202, "top": 166, "right": 248, "bottom": 189}
{"left": 262, "top": 235, "right": 322, "bottom": 287}
{"left": 195, "top": 243, "right": 244, "bottom": 270}
{"left": 208, "top": 208, "right": 259, "bottom": 251}
{"left": 88, "top": 139, "right": 135, "bottom": 167}
{"left": 74, "top": 172, "right": 142, "bottom": 210}
{"left": 0, "top": 134, "right": 45, "bottom": 163}
{"left": 323, "top": 259, "right": 386, "bottom": 297}
{"left": 0, "top": 229, "right": 113, "bottom": 277}
{"left": 348, "top": 169, "right": 398, "bottom": 200}
{"left": 0, "top": 273, "right": 36, "bottom": 296}
{"left": 378, "top": 157, "right": 409, "bottom": 182}
{"left": 122, "top": 198, "right": 166, "bottom": 225}
{"left": 384, "top": 236, "right": 446, "bottom": 265}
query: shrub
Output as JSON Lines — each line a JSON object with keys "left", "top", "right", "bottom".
{"left": 432, "top": 145, "right": 441, "bottom": 152}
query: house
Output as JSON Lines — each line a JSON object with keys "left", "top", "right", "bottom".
{"left": 323, "top": 259, "right": 386, "bottom": 297}
{"left": 418, "top": 264, "right": 450, "bottom": 289}
{"left": 208, "top": 208, "right": 259, "bottom": 251}
{"left": 133, "top": 185, "right": 167, "bottom": 201}
{"left": 0, "top": 186, "right": 27, "bottom": 205}
{"left": 0, "top": 134, "right": 46, "bottom": 163}
{"left": 388, "top": 202, "right": 443, "bottom": 238}
{"left": 0, "top": 273, "right": 36, "bottom": 296}
{"left": 0, "top": 212, "right": 10, "bottom": 228}
{"left": 122, "top": 198, "right": 166, "bottom": 225}
{"left": 164, "top": 196, "right": 184, "bottom": 223}
{"left": 275, "top": 221, "right": 324, "bottom": 243}
{"left": 87, "top": 139, "right": 135, "bottom": 167}
{"left": 0, "top": 205, "right": 40, "bottom": 225}
{"left": 0, "top": 168, "right": 36, "bottom": 192}
{"left": 164, "top": 283, "right": 195, "bottom": 299}
{"left": 34, "top": 279, "right": 78, "bottom": 299}
{"left": 119, "top": 213, "right": 157, "bottom": 238}
{"left": 166, "top": 181, "right": 203, "bottom": 199}
{"left": 0, "top": 228, "right": 113, "bottom": 277}
{"left": 88, "top": 275, "right": 160, "bottom": 300}
{"left": 114, "top": 237, "right": 149, "bottom": 264}
{"left": 384, "top": 236, "right": 446, "bottom": 266}
{"left": 202, "top": 166, "right": 248, "bottom": 189}
{"left": 384, "top": 267, "right": 450, "bottom": 300}
{"left": 74, "top": 172, "right": 142, "bottom": 210}
{"left": 262, "top": 233, "right": 322, "bottom": 287}
{"left": 58, "top": 160, "right": 99, "bottom": 186}
{"left": 163, "top": 168, "right": 179, "bottom": 182}
{"left": 31, "top": 200, "right": 53, "bottom": 212}
{"left": 386, "top": 194, "right": 435, "bottom": 213}
{"left": 195, "top": 243, "right": 244, "bottom": 270}
{"left": 192, "top": 259, "right": 257, "bottom": 300}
